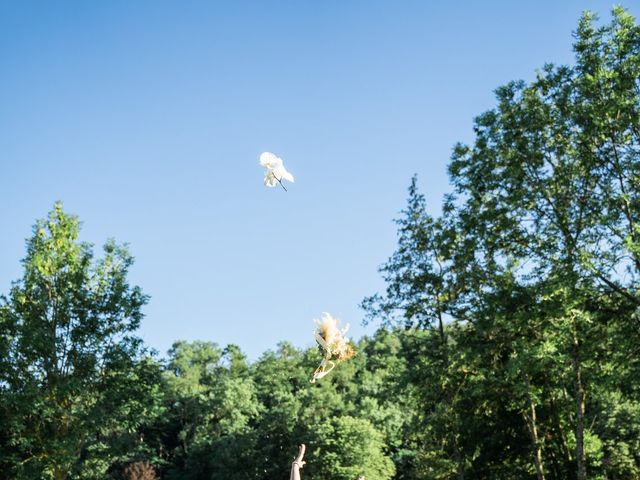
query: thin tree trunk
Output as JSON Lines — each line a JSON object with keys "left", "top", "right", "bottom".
{"left": 522, "top": 377, "right": 545, "bottom": 480}
{"left": 572, "top": 316, "right": 587, "bottom": 480}
{"left": 522, "top": 405, "right": 545, "bottom": 480}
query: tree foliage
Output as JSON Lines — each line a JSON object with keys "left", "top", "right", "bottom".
{"left": 0, "top": 202, "right": 159, "bottom": 479}
{"left": 364, "top": 7, "right": 640, "bottom": 480}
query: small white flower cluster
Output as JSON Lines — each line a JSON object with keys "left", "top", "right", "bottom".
{"left": 259, "top": 152, "right": 294, "bottom": 191}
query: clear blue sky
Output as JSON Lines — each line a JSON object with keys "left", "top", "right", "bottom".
{"left": 1, "top": 1, "right": 636, "bottom": 360}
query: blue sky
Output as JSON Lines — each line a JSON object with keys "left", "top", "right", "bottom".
{"left": 1, "top": 1, "right": 636, "bottom": 360}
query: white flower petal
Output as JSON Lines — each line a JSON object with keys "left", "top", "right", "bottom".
{"left": 259, "top": 152, "right": 283, "bottom": 170}
{"left": 259, "top": 152, "right": 294, "bottom": 187}
{"left": 279, "top": 169, "right": 294, "bottom": 183}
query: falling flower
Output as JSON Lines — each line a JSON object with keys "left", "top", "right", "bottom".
{"left": 311, "top": 312, "right": 355, "bottom": 383}
{"left": 260, "top": 152, "right": 294, "bottom": 191}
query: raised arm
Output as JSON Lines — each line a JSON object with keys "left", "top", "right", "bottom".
{"left": 290, "top": 444, "right": 306, "bottom": 480}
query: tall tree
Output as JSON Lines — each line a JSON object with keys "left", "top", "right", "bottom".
{"left": 366, "top": 7, "right": 640, "bottom": 480}
{"left": 0, "top": 203, "right": 151, "bottom": 479}
{"left": 447, "top": 9, "right": 640, "bottom": 479}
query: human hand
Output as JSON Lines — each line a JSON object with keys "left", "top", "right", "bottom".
{"left": 292, "top": 444, "right": 306, "bottom": 469}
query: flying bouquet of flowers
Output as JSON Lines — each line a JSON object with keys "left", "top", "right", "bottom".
{"left": 260, "top": 152, "right": 294, "bottom": 191}
{"left": 311, "top": 312, "right": 356, "bottom": 383}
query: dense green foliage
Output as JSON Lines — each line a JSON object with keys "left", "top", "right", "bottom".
{"left": 363, "top": 8, "right": 640, "bottom": 480}
{"left": 0, "top": 203, "right": 162, "bottom": 479}
{"left": 1, "top": 8, "right": 639, "bottom": 480}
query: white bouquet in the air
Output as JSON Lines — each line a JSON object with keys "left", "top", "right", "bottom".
{"left": 260, "top": 152, "right": 294, "bottom": 191}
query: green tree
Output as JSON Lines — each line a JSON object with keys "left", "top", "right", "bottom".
{"left": 160, "top": 341, "right": 263, "bottom": 480}
{"left": 446, "top": 8, "right": 640, "bottom": 479}
{"left": 366, "top": 7, "right": 640, "bottom": 480}
{"left": 0, "top": 203, "right": 152, "bottom": 479}
{"left": 362, "top": 179, "right": 483, "bottom": 480}
{"left": 307, "top": 415, "right": 395, "bottom": 480}
{"left": 250, "top": 342, "right": 309, "bottom": 479}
